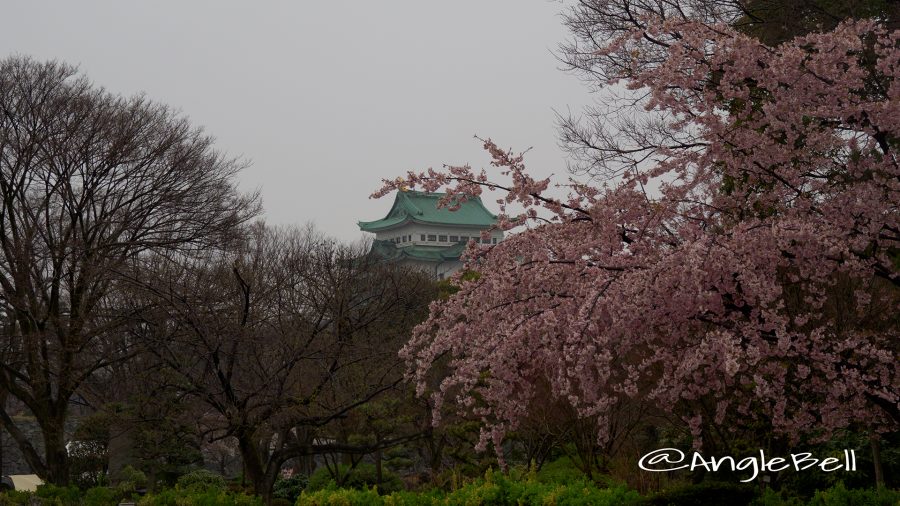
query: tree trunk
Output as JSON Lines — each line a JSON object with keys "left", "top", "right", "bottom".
{"left": 41, "top": 421, "right": 70, "bottom": 485}
{"left": 375, "top": 448, "right": 383, "bottom": 485}
{"left": 297, "top": 454, "right": 314, "bottom": 477}
{"left": 236, "top": 433, "right": 286, "bottom": 505}
{"left": 871, "top": 436, "right": 884, "bottom": 489}
{"left": 258, "top": 461, "right": 283, "bottom": 506}
{"left": 237, "top": 434, "right": 266, "bottom": 497}
{"left": 426, "top": 433, "right": 444, "bottom": 483}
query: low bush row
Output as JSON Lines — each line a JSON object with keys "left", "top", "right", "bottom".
{"left": 0, "top": 482, "right": 262, "bottom": 506}
{"left": 1, "top": 467, "right": 897, "bottom": 505}
{"left": 297, "top": 479, "right": 900, "bottom": 506}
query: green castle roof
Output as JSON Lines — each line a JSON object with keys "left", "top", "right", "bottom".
{"left": 369, "top": 239, "right": 467, "bottom": 263}
{"left": 359, "top": 191, "right": 497, "bottom": 232}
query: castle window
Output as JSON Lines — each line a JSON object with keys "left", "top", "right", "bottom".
{"left": 428, "top": 234, "right": 437, "bottom": 241}
{"left": 420, "top": 234, "right": 426, "bottom": 241}
{"left": 492, "top": 238, "right": 497, "bottom": 244}
{"left": 438, "top": 235, "right": 447, "bottom": 242}
{"left": 449, "top": 235, "right": 459, "bottom": 242}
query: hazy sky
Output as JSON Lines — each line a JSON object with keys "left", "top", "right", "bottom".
{"left": 2, "top": 1, "right": 593, "bottom": 242}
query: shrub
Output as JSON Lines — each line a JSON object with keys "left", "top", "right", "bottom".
{"left": 753, "top": 488, "right": 805, "bottom": 506}
{"left": 534, "top": 456, "right": 591, "bottom": 485}
{"left": 298, "top": 487, "right": 385, "bottom": 506}
{"left": 307, "top": 464, "right": 403, "bottom": 494}
{"left": 272, "top": 474, "right": 307, "bottom": 502}
{"left": 642, "top": 481, "right": 757, "bottom": 506}
{"left": 807, "top": 482, "right": 900, "bottom": 506}
{"left": 82, "top": 487, "right": 118, "bottom": 506}
{"left": 34, "top": 484, "right": 82, "bottom": 505}
{"left": 119, "top": 465, "right": 149, "bottom": 489}
{"left": 115, "top": 465, "right": 149, "bottom": 499}
{"left": 297, "top": 470, "right": 643, "bottom": 506}
{"left": 748, "top": 483, "right": 900, "bottom": 506}
{"left": 0, "top": 490, "right": 31, "bottom": 506}
{"left": 138, "top": 487, "right": 262, "bottom": 505}
{"left": 440, "top": 470, "right": 641, "bottom": 506}
{"left": 176, "top": 469, "right": 226, "bottom": 491}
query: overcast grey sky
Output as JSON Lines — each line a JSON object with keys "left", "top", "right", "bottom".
{"left": 2, "top": 1, "right": 592, "bottom": 242}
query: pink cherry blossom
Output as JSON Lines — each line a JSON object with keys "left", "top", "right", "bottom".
{"left": 380, "top": 18, "right": 899, "bottom": 457}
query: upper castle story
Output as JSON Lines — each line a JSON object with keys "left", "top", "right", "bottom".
{"left": 358, "top": 190, "right": 502, "bottom": 278}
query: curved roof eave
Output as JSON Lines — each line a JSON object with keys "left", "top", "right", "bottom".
{"left": 359, "top": 217, "right": 495, "bottom": 233}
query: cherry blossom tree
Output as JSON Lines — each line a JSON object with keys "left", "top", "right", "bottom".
{"left": 377, "top": 15, "right": 899, "bottom": 461}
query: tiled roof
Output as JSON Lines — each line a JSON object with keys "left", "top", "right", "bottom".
{"left": 359, "top": 190, "right": 496, "bottom": 232}
{"left": 368, "top": 240, "right": 467, "bottom": 262}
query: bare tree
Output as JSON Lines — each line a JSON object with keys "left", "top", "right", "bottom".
{"left": 0, "top": 57, "right": 259, "bottom": 484}
{"left": 130, "top": 224, "right": 435, "bottom": 501}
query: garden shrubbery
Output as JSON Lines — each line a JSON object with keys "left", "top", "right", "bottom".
{"left": 137, "top": 486, "right": 262, "bottom": 505}
{"left": 176, "top": 469, "right": 228, "bottom": 490}
{"left": 753, "top": 482, "right": 900, "bottom": 506}
{"left": 306, "top": 463, "right": 403, "bottom": 494}
{"left": 0, "top": 469, "right": 260, "bottom": 506}
{"left": 0, "top": 484, "right": 116, "bottom": 506}
{"left": 296, "top": 481, "right": 900, "bottom": 506}
{"left": 640, "top": 481, "right": 758, "bottom": 506}
{"left": 139, "top": 469, "right": 261, "bottom": 505}
{"left": 0, "top": 462, "right": 898, "bottom": 506}
{"left": 298, "top": 468, "right": 642, "bottom": 506}
{"left": 272, "top": 475, "right": 308, "bottom": 503}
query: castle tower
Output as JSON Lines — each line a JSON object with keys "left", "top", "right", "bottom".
{"left": 358, "top": 190, "right": 501, "bottom": 279}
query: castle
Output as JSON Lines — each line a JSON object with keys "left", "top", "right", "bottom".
{"left": 359, "top": 191, "right": 502, "bottom": 279}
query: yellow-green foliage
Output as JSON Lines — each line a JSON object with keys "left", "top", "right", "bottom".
{"left": 296, "top": 477, "right": 900, "bottom": 506}
{"left": 0, "top": 484, "right": 123, "bottom": 506}
{"left": 138, "top": 486, "right": 263, "bottom": 506}
{"left": 751, "top": 482, "right": 900, "bottom": 506}
{"left": 297, "top": 468, "right": 641, "bottom": 506}
{"left": 0, "top": 486, "right": 262, "bottom": 506}
{"left": 297, "top": 487, "right": 384, "bottom": 506}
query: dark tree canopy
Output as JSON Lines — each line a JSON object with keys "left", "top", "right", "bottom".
{"left": 127, "top": 224, "right": 437, "bottom": 500}
{"left": 0, "top": 56, "right": 259, "bottom": 484}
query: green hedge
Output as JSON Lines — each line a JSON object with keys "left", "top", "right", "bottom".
{"left": 137, "top": 486, "right": 262, "bottom": 506}
{"left": 307, "top": 464, "right": 403, "bottom": 494}
{"left": 753, "top": 482, "right": 900, "bottom": 506}
{"left": 0, "top": 484, "right": 119, "bottom": 506}
{"left": 176, "top": 469, "right": 228, "bottom": 490}
{"left": 274, "top": 475, "right": 309, "bottom": 503}
{"left": 640, "top": 482, "right": 758, "bottom": 506}
{"left": 1, "top": 478, "right": 896, "bottom": 506}
{"left": 298, "top": 469, "right": 641, "bottom": 506}
{"left": 0, "top": 481, "right": 260, "bottom": 506}
{"left": 295, "top": 480, "right": 900, "bottom": 506}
